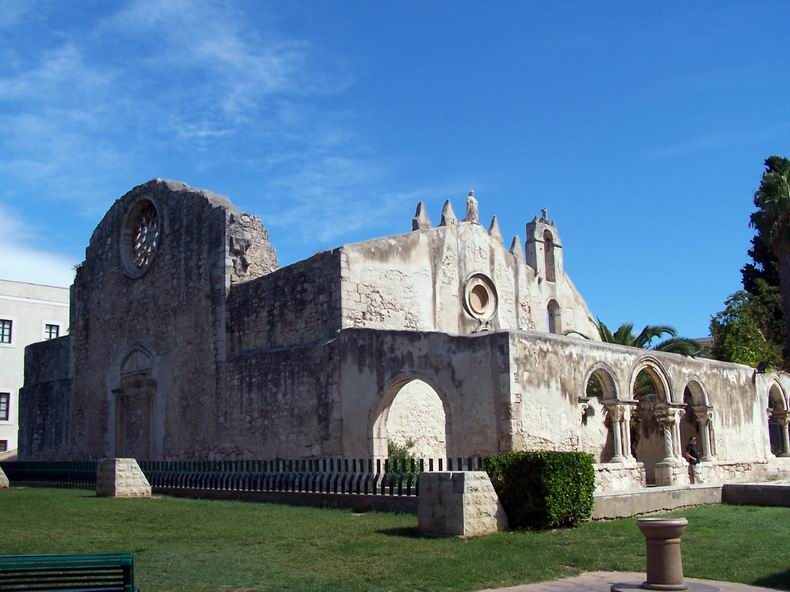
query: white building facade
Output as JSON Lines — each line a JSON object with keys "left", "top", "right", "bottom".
{"left": 0, "top": 279, "right": 70, "bottom": 456}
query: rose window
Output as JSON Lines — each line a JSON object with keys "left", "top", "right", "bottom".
{"left": 132, "top": 203, "right": 160, "bottom": 269}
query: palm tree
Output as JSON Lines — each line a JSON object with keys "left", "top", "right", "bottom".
{"left": 568, "top": 319, "right": 703, "bottom": 357}
{"left": 750, "top": 156, "right": 790, "bottom": 356}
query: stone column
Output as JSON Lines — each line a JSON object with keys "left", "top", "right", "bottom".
{"left": 655, "top": 406, "right": 676, "bottom": 464}
{"left": 693, "top": 406, "right": 713, "bottom": 461}
{"left": 672, "top": 408, "right": 685, "bottom": 461}
{"left": 777, "top": 412, "right": 790, "bottom": 457}
{"left": 605, "top": 404, "right": 625, "bottom": 463}
{"left": 622, "top": 405, "right": 634, "bottom": 462}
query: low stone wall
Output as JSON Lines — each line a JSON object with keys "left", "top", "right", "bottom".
{"left": 712, "top": 458, "right": 790, "bottom": 483}
{"left": 418, "top": 471, "right": 507, "bottom": 537}
{"left": 722, "top": 482, "right": 790, "bottom": 507}
{"left": 96, "top": 458, "right": 151, "bottom": 498}
{"left": 594, "top": 462, "right": 646, "bottom": 492}
{"left": 592, "top": 485, "right": 722, "bottom": 520}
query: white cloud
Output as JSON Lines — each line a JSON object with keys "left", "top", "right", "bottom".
{"left": 0, "top": 205, "right": 76, "bottom": 287}
{"left": 0, "top": 0, "right": 428, "bottom": 251}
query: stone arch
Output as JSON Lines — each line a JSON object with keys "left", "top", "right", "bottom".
{"left": 768, "top": 381, "right": 787, "bottom": 411}
{"left": 370, "top": 373, "right": 452, "bottom": 460}
{"left": 547, "top": 299, "right": 562, "bottom": 334}
{"left": 768, "top": 381, "right": 788, "bottom": 457}
{"left": 544, "top": 230, "right": 556, "bottom": 282}
{"left": 680, "top": 378, "right": 712, "bottom": 460}
{"left": 629, "top": 358, "right": 674, "bottom": 483}
{"left": 629, "top": 357, "right": 673, "bottom": 403}
{"left": 120, "top": 346, "right": 152, "bottom": 375}
{"left": 582, "top": 362, "right": 619, "bottom": 400}
{"left": 682, "top": 377, "right": 709, "bottom": 406}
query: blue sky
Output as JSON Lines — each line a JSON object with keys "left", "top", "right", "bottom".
{"left": 1, "top": 1, "right": 788, "bottom": 338}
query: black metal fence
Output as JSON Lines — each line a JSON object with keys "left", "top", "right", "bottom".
{"left": 1, "top": 457, "right": 486, "bottom": 497}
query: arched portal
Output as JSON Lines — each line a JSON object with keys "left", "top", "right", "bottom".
{"left": 581, "top": 364, "right": 619, "bottom": 462}
{"left": 371, "top": 377, "right": 450, "bottom": 460}
{"left": 114, "top": 347, "right": 156, "bottom": 460}
{"left": 630, "top": 361, "right": 672, "bottom": 484}
{"left": 768, "top": 383, "right": 789, "bottom": 457}
{"left": 680, "top": 380, "right": 713, "bottom": 461}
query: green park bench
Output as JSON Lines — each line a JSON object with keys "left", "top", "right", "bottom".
{"left": 0, "top": 552, "right": 138, "bottom": 591}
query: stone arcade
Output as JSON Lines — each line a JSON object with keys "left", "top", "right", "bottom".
{"left": 19, "top": 180, "right": 790, "bottom": 492}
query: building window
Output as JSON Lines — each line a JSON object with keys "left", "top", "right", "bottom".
{"left": 0, "top": 393, "right": 8, "bottom": 421}
{"left": 0, "top": 440, "right": 7, "bottom": 452}
{"left": 45, "top": 324, "right": 60, "bottom": 340}
{"left": 0, "top": 320, "right": 11, "bottom": 344}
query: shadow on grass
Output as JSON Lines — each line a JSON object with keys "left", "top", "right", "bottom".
{"left": 376, "top": 526, "right": 422, "bottom": 538}
{"left": 752, "top": 570, "right": 790, "bottom": 591}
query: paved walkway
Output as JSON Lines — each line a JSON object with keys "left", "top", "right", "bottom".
{"left": 479, "top": 571, "right": 782, "bottom": 592}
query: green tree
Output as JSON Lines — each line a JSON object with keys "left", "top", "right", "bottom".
{"left": 749, "top": 155, "right": 790, "bottom": 356}
{"left": 710, "top": 281, "right": 784, "bottom": 369}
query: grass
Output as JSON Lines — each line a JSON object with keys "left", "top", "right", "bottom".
{"left": 1, "top": 487, "right": 789, "bottom": 592}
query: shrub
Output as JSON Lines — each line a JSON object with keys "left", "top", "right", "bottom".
{"left": 387, "top": 439, "right": 420, "bottom": 488}
{"left": 484, "top": 450, "right": 595, "bottom": 530}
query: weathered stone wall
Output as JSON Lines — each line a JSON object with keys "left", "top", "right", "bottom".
{"left": 226, "top": 250, "right": 341, "bottom": 355}
{"left": 339, "top": 215, "right": 599, "bottom": 339}
{"left": 338, "top": 329, "right": 511, "bottom": 458}
{"left": 66, "top": 180, "right": 278, "bottom": 460}
{"left": 18, "top": 336, "right": 73, "bottom": 460}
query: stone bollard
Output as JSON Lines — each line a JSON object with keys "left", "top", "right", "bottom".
{"left": 638, "top": 517, "right": 688, "bottom": 591}
{"left": 96, "top": 458, "right": 152, "bottom": 498}
{"left": 418, "top": 471, "right": 508, "bottom": 537}
{"left": 0, "top": 466, "right": 8, "bottom": 489}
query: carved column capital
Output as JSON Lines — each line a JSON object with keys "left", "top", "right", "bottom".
{"left": 604, "top": 403, "right": 624, "bottom": 424}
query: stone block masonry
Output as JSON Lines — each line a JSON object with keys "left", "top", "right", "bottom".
{"left": 96, "top": 458, "right": 151, "bottom": 498}
{"left": 418, "top": 471, "right": 508, "bottom": 537}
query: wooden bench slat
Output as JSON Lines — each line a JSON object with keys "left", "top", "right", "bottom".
{"left": 0, "top": 553, "right": 136, "bottom": 592}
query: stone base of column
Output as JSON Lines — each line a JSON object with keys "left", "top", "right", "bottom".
{"left": 655, "top": 462, "right": 690, "bottom": 487}
{"left": 0, "top": 466, "right": 8, "bottom": 489}
{"left": 96, "top": 458, "right": 151, "bottom": 498}
{"left": 418, "top": 471, "right": 508, "bottom": 538}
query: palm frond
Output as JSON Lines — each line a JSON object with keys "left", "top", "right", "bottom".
{"left": 634, "top": 325, "right": 677, "bottom": 348}
{"left": 652, "top": 337, "right": 702, "bottom": 357}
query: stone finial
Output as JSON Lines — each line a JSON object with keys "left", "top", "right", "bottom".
{"left": 488, "top": 216, "right": 503, "bottom": 243}
{"left": 440, "top": 200, "right": 457, "bottom": 226}
{"left": 465, "top": 191, "right": 479, "bottom": 224}
{"left": 510, "top": 235, "right": 524, "bottom": 261}
{"left": 412, "top": 202, "right": 432, "bottom": 231}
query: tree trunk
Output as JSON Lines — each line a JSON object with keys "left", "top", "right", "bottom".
{"left": 775, "top": 241, "right": 790, "bottom": 358}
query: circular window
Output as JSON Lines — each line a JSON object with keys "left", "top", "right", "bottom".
{"left": 120, "top": 197, "right": 163, "bottom": 278}
{"left": 469, "top": 284, "right": 490, "bottom": 315}
{"left": 463, "top": 273, "right": 498, "bottom": 324}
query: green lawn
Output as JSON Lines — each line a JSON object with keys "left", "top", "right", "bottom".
{"left": 1, "top": 488, "right": 788, "bottom": 592}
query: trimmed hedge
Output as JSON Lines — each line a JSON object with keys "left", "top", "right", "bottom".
{"left": 484, "top": 451, "right": 595, "bottom": 530}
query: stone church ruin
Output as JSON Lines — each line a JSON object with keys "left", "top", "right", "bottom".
{"left": 19, "top": 179, "right": 790, "bottom": 492}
